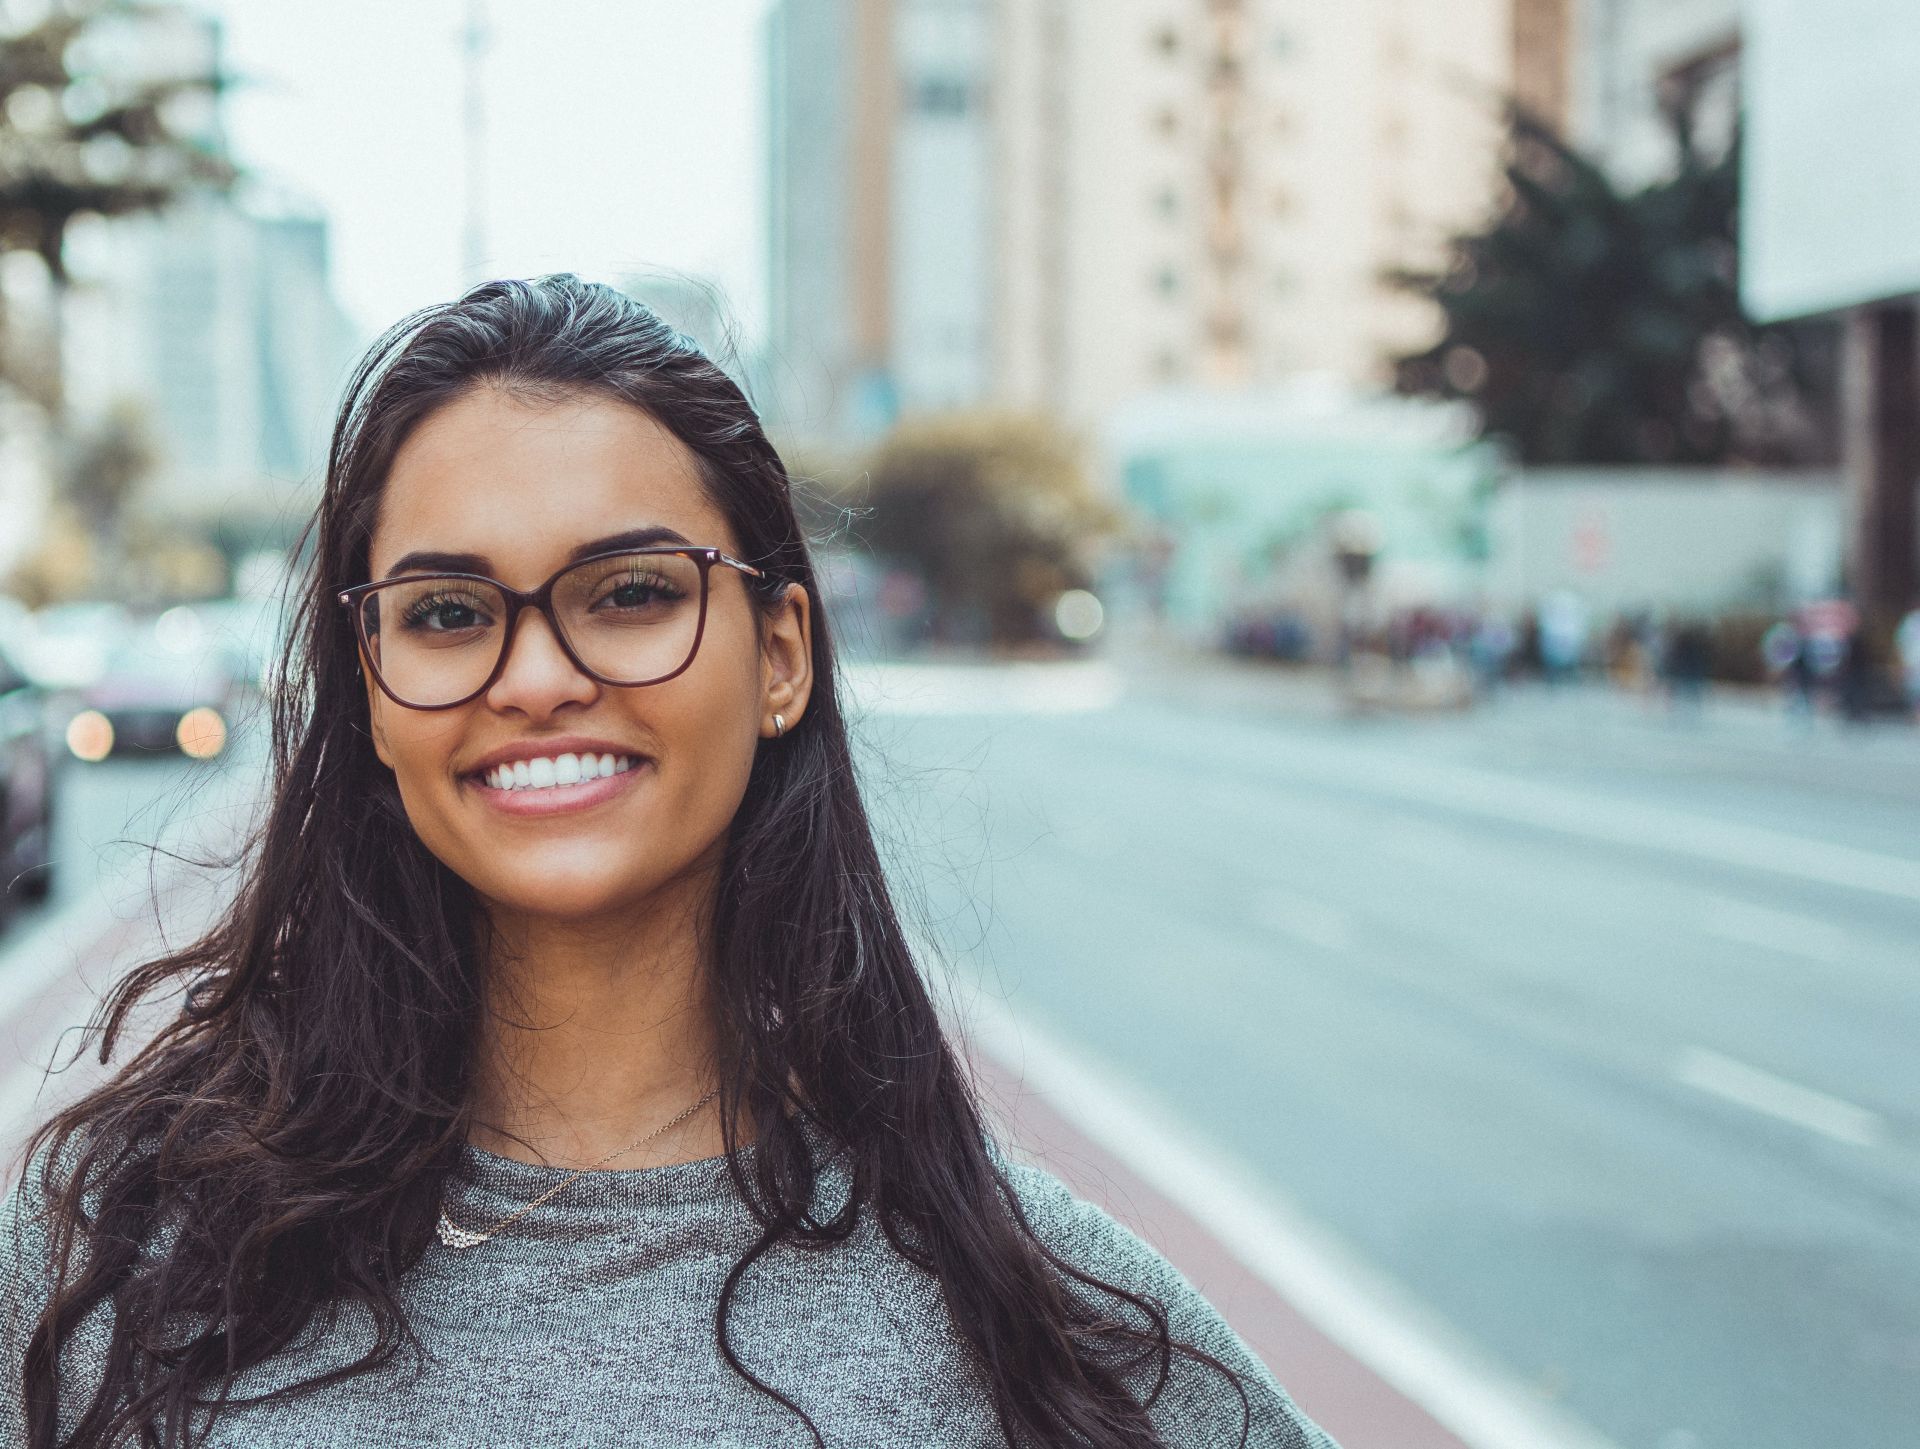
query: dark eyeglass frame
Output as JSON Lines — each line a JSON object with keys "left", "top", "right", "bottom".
{"left": 337, "top": 545, "right": 767, "bottom": 711}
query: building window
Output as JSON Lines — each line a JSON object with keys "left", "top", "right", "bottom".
{"left": 907, "top": 76, "right": 973, "bottom": 116}
{"left": 1153, "top": 24, "right": 1180, "bottom": 57}
{"left": 1155, "top": 348, "right": 1184, "bottom": 381}
{"left": 1154, "top": 265, "right": 1181, "bottom": 298}
{"left": 1153, "top": 185, "right": 1180, "bottom": 220}
{"left": 1152, "top": 105, "right": 1180, "bottom": 139}
{"left": 1271, "top": 185, "right": 1297, "bottom": 220}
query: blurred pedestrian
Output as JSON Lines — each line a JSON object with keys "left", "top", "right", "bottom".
{"left": 1469, "top": 611, "right": 1516, "bottom": 699}
{"left": 0, "top": 276, "right": 1339, "bottom": 1449}
{"left": 1762, "top": 618, "right": 1817, "bottom": 727}
{"left": 1836, "top": 621, "right": 1876, "bottom": 725}
{"left": 1537, "top": 590, "right": 1588, "bottom": 684}
{"left": 1897, "top": 604, "right": 1920, "bottom": 723}
{"left": 1662, "top": 618, "right": 1712, "bottom": 716}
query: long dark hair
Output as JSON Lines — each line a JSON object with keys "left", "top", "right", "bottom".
{"left": 18, "top": 275, "right": 1251, "bottom": 1447}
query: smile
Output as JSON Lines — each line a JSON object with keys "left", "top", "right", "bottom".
{"left": 480, "top": 752, "right": 640, "bottom": 791}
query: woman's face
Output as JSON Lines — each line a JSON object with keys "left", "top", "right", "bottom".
{"left": 360, "top": 386, "right": 811, "bottom": 926}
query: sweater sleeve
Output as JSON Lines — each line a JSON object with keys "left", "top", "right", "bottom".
{"left": 1000, "top": 1156, "right": 1342, "bottom": 1449}
{"left": 1, "top": 1154, "right": 57, "bottom": 1447}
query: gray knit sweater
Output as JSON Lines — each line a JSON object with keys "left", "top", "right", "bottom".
{"left": 2, "top": 1124, "right": 1340, "bottom": 1447}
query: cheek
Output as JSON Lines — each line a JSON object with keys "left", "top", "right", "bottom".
{"left": 372, "top": 707, "right": 470, "bottom": 840}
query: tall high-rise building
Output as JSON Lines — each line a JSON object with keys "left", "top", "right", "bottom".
{"left": 1512, "top": 0, "right": 1575, "bottom": 133}
{"left": 768, "top": 0, "right": 1517, "bottom": 442}
{"left": 64, "top": 195, "right": 361, "bottom": 519}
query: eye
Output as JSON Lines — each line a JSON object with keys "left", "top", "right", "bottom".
{"left": 596, "top": 570, "right": 687, "bottom": 611}
{"left": 399, "top": 590, "right": 495, "bottom": 632}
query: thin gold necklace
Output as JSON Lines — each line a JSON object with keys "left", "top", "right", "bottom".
{"left": 437, "top": 1086, "right": 720, "bottom": 1249}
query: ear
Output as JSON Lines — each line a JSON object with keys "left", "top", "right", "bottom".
{"left": 759, "top": 583, "right": 814, "bottom": 738}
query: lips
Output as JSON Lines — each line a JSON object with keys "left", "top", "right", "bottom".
{"left": 465, "top": 754, "right": 650, "bottom": 818}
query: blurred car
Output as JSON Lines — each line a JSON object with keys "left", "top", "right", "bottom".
{"left": 0, "top": 620, "right": 57, "bottom": 921}
{"left": 62, "top": 607, "right": 241, "bottom": 763}
{"left": 17, "top": 599, "right": 127, "bottom": 690}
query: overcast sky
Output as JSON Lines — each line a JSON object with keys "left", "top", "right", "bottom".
{"left": 213, "top": 0, "right": 775, "bottom": 344}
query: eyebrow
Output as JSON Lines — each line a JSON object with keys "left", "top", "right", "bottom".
{"left": 382, "top": 525, "right": 697, "bottom": 580}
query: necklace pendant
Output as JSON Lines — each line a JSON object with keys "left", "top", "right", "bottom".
{"left": 436, "top": 1211, "right": 492, "bottom": 1249}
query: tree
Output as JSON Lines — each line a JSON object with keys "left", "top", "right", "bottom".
{"left": 1392, "top": 106, "right": 1836, "bottom": 467}
{"left": 0, "top": 0, "right": 235, "bottom": 409}
{"left": 856, "top": 413, "right": 1121, "bottom": 646}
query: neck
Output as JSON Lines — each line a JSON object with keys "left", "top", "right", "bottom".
{"left": 469, "top": 868, "right": 736, "bottom": 1171}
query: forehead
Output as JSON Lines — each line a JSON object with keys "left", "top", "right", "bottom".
{"left": 368, "top": 388, "right": 733, "bottom": 582}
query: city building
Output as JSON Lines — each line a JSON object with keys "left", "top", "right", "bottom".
{"left": 770, "top": 0, "right": 937, "bottom": 441}
{"left": 1742, "top": 0, "right": 1920, "bottom": 621}
{"left": 1005, "top": 0, "right": 1514, "bottom": 419}
{"left": 63, "top": 193, "right": 362, "bottom": 539}
{"left": 767, "top": 0, "right": 1518, "bottom": 446}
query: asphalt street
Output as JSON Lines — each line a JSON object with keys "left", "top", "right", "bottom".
{"left": 856, "top": 656, "right": 1920, "bottom": 1449}
{"left": 4, "top": 660, "right": 1917, "bottom": 1449}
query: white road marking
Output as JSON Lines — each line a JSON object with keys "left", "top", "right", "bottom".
{"left": 1673, "top": 1047, "right": 1885, "bottom": 1149}
{"left": 1251, "top": 888, "right": 1354, "bottom": 952}
{"left": 844, "top": 660, "right": 1124, "bottom": 716}
{"left": 953, "top": 988, "right": 1626, "bottom": 1449}
{"left": 1696, "top": 895, "right": 1848, "bottom": 965}
{"left": 1229, "top": 734, "right": 1920, "bottom": 905}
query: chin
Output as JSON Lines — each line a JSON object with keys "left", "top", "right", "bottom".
{"left": 481, "top": 876, "right": 648, "bottom": 922}
{"left": 462, "top": 844, "right": 702, "bottom": 925}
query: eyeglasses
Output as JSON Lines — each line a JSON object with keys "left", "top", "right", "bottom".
{"left": 338, "top": 546, "right": 766, "bottom": 710}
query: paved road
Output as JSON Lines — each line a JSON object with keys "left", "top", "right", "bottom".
{"left": 6, "top": 660, "right": 1916, "bottom": 1449}
{"left": 857, "top": 656, "right": 1920, "bottom": 1449}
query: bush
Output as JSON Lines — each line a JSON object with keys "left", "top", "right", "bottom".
{"left": 851, "top": 412, "right": 1121, "bottom": 647}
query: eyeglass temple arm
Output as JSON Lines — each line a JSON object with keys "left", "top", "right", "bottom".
{"left": 712, "top": 551, "right": 765, "bottom": 578}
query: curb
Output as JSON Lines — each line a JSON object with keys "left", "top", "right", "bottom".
{"left": 953, "top": 992, "right": 1625, "bottom": 1449}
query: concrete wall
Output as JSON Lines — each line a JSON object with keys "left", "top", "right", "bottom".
{"left": 1487, "top": 467, "right": 1845, "bottom": 614}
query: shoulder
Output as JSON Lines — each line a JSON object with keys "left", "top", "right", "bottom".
{"left": 993, "top": 1149, "right": 1342, "bottom": 1449}
{"left": 2, "top": 1142, "right": 64, "bottom": 1321}
{"left": 2, "top": 1145, "right": 65, "bottom": 1443}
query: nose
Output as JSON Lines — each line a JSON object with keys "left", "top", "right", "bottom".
{"left": 482, "top": 605, "right": 597, "bottom": 716}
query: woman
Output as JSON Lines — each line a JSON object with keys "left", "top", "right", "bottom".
{"left": 2, "top": 275, "right": 1338, "bottom": 1448}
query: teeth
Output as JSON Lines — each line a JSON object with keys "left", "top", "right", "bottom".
{"left": 483, "top": 753, "right": 640, "bottom": 791}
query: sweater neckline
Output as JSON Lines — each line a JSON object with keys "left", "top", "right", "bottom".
{"left": 446, "top": 1112, "right": 847, "bottom": 1222}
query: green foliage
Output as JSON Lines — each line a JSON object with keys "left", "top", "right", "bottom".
{"left": 60, "top": 394, "right": 152, "bottom": 529}
{"left": 0, "top": 0, "right": 235, "bottom": 280}
{"left": 1392, "top": 107, "right": 1837, "bottom": 467}
{"left": 856, "top": 412, "right": 1121, "bottom": 645}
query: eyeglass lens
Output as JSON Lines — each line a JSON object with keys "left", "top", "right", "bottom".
{"left": 359, "top": 551, "right": 704, "bottom": 706}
